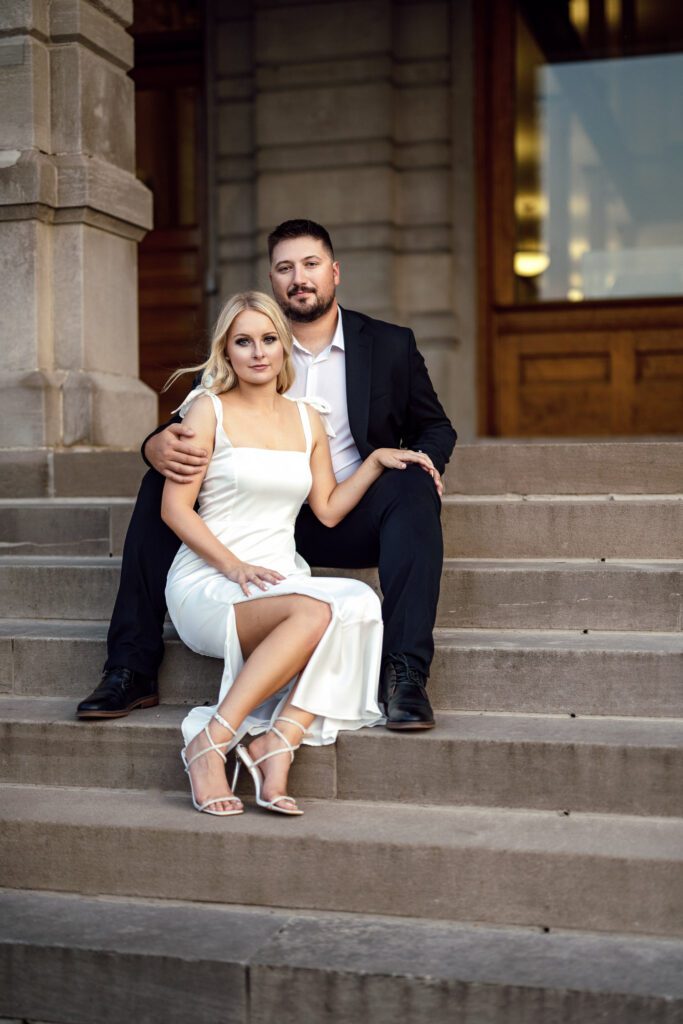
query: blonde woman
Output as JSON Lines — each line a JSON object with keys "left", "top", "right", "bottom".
{"left": 162, "top": 291, "right": 432, "bottom": 816}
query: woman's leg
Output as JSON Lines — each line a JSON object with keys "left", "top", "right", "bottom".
{"left": 184, "top": 593, "right": 331, "bottom": 813}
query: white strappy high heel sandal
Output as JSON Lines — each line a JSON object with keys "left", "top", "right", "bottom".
{"left": 234, "top": 715, "right": 306, "bottom": 816}
{"left": 180, "top": 711, "right": 244, "bottom": 816}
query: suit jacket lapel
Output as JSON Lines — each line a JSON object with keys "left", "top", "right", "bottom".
{"left": 341, "top": 307, "right": 372, "bottom": 451}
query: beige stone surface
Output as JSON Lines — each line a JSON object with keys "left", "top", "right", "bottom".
{"left": 256, "top": 1, "right": 390, "bottom": 63}
{"left": 49, "top": 0, "right": 133, "bottom": 70}
{"left": 394, "top": 0, "right": 450, "bottom": 59}
{"left": 395, "top": 252, "right": 453, "bottom": 315}
{"left": 396, "top": 167, "right": 450, "bottom": 225}
{"left": 257, "top": 166, "right": 394, "bottom": 228}
{"left": 395, "top": 83, "right": 450, "bottom": 143}
{"left": 0, "top": 37, "right": 50, "bottom": 153}
{"left": 0, "top": 0, "right": 50, "bottom": 36}
{"left": 256, "top": 81, "right": 392, "bottom": 147}
{"left": 50, "top": 44, "right": 135, "bottom": 171}
{"left": 0, "top": 221, "right": 51, "bottom": 372}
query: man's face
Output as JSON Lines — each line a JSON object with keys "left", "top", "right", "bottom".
{"left": 269, "top": 236, "right": 340, "bottom": 323}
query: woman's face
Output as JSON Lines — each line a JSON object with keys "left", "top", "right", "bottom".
{"left": 226, "top": 309, "right": 284, "bottom": 388}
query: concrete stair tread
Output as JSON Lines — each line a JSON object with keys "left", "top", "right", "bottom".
{"left": 3, "top": 697, "right": 680, "bottom": 815}
{"left": 3, "top": 556, "right": 680, "bottom": 631}
{"left": 2, "top": 888, "right": 682, "bottom": 1008}
{"left": 2, "top": 695, "right": 682, "bottom": 749}
{"left": 5, "top": 617, "right": 683, "bottom": 652}
{"left": 2, "top": 781, "right": 682, "bottom": 859}
{"left": 3, "top": 495, "right": 683, "bottom": 559}
{"left": 2, "top": 782, "right": 682, "bottom": 935}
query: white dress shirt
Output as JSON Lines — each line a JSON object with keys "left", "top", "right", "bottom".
{"left": 286, "top": 309, "right": 363, "bottom": 482}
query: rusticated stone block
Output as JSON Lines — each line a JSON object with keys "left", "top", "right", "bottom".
{"left": 50, "top": 44, "right": 135, "bottom": 171}
{"left": 0, "top": 220, "right": 51, "bottom": 372}
{"left": 52, "top": 224, "right": 139, "bottom": 376}
{"left": 396, "top": 168, "right": 450, "bottom": 226}
{"left": 257, "top": 166, "right": 394, "bottom": 229}
{"left": 50, "top": 0, "right": 133, "bottom": 71}
{"left": 256, "top": 1, "right": 390, "bottom": 62}
{"left": 0, "top": 36, "right": 50, "bottom": 153}
{"left": 394, "top": 0, "right": 450, "bottom": 59}
{"left": 395, "top": 84, "right": 450, "bottom": 144}
{"left": 218, "top": 182, "right": 254, "bottom": 237}
{"left": 0, "top": 0, "right": 50, "bottom": 36}
{"left": 256, "top": 82, "right": 391, "bottom": 148}
{"left": 396, "top": 252, "right": 453, "bottom": 315}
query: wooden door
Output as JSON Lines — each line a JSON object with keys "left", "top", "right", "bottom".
{"left": 132, "top": 5, "right": 206, "bottom": 423}
{"left": 478, "top": 0, "right": 683, "bottom": 436}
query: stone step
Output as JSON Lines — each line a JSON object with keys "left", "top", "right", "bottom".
{"left": 1, "top": 697, "right": 681, "bottom": 817}
{"left": 3, "top": 441, "right": 682, "bottom": 499}
{"left": 1, "top": 556, "right": 681, "bottom": 631}
{"left": 3, "top": 620, "right": 681, "bottom": 718}
{"left": 2, "top": 890, "right": 681, "bottom": 1024}
{"left": 2, "top": 494, "right": 683, "bottom": 559}
{"left": 442, "top": 495, "right": 683, "bottom": 559}
{"left": 1, "top": 784, "right": 681, "bottom": 936}
{"left": 444, "top": 440, "right": 683, "bottom": 495}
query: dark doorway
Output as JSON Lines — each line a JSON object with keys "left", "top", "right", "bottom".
{"left": 131, "top": 0, "right": 207, "bottom": 423}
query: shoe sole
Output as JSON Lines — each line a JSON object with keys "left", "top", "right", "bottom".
{"left": 385, "top": 720, "right": 435, "bottom": 731}
{"left": 76, "top": 695, "right": 159, "bottom": 720}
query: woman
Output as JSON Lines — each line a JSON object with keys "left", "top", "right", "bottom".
{"left": 162, "top": 291, "right": 432, "bottom": 817}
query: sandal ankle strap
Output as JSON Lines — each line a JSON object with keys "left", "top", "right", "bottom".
{"left": 213, "top": 712, "right": 237, "bottom": 735}
{"left": 275, "top": 715, "right": 307, "bottom": 736}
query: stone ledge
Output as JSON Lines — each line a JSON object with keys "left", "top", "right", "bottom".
{"left": 0, "top": 1, "right": 50, "bottom": 38}
{"left": 50, "top": 0, "right": 133, "bottom": 71}
{"left": 0, "top": 151, "right": 152, "bottom": 235}
{"left": 0, "top": 369, "right": 157, "bottom": 447}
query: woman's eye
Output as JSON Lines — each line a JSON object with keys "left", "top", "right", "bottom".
{"left": 264, "top": 335, "right": 278, "bottom": 344}
{"left": 235, "top": 338, "right": 250, "bottom": 346}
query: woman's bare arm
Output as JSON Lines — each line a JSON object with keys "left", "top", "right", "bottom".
{"left": 305, "top": 408, "right": 434, "bottom": 528}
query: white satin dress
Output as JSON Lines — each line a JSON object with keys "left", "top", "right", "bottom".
{"left": 165, "top": 387, "right": 384, "bottom": 750}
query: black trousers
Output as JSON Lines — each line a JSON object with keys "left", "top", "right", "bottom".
{"left": 105, "top": 464, "right": 443, "bottom": 680}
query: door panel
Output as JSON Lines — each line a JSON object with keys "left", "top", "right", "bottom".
{"left": 480, "top": 0, "right": 683, "bottom": 436}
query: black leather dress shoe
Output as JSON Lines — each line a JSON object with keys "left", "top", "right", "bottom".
{"left": 381, "top": 654, "right": 435, "bottom": 730}
{"left": 76, "top": 667, "right": 158, "bottom": 719}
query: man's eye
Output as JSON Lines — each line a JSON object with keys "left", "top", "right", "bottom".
{"left": 305, "top": 262, "right": 319, "bottom": 268}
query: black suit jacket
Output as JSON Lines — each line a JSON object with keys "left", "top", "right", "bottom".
{"left": 143, "top": 307, "right": 457, "bottom": 474}
{"left": 340, "top": 307, "right": 456, "bottom": 475}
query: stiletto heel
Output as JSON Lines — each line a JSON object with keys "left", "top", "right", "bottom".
{"left": 236, "top": 715, "right": 306, "bottom": 816}
{"left": 180, "top": 711, "right": 244, "bottom": 816}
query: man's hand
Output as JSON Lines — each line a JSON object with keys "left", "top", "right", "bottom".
{"left": 145, "top": 424, "right": 210, "bottom": 483}
{"left": 415, "top": 451, "right": 444, "bottom": 498}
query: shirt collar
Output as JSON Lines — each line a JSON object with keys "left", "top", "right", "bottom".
{"left": 293, "top": 307, "right": 345, "bottom": 355}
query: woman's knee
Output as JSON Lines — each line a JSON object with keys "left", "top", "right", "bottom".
{"left": 294, "top": 596, "right": 332, "bottom": 644}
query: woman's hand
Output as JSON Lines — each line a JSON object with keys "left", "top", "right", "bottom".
{"left": 224, "top": 561, "right": 285, "bottom": 596}
{"left": 371, "top": 448, "right": 443, "bottom": 496}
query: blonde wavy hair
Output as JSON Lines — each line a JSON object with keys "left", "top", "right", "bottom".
{"left": 164, "top": 291, "right": 295, "bottom": 395}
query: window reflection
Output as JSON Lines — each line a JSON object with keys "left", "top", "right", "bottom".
{"left": 514, "top": 0, "right": 683, "bottom": 302}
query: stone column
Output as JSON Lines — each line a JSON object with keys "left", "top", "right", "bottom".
{"left": 0, "top": 0, "right": 156, "bottom": 458}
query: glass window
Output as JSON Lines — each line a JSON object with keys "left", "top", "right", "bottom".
{"left": 514, "top": 0, "right": 683, "bottom": 303}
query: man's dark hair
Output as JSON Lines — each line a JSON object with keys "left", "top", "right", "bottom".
{"left": 268, "top": 219, "right": 335, "bottom": 261}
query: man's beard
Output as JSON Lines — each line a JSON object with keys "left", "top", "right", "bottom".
{"left": 280, "top": 288, "right": 335, "bottom": 324}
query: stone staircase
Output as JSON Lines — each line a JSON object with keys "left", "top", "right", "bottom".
{"left": 0, "top": 441, "right": 682, "bottom": 1023}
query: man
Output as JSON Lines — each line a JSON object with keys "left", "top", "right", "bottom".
{"left": 77, "top": 219, "right": 456, "bottom": 728}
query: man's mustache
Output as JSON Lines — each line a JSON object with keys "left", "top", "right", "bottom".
{"left": 287, "top": 286, "right": 316, "bottom": 297}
